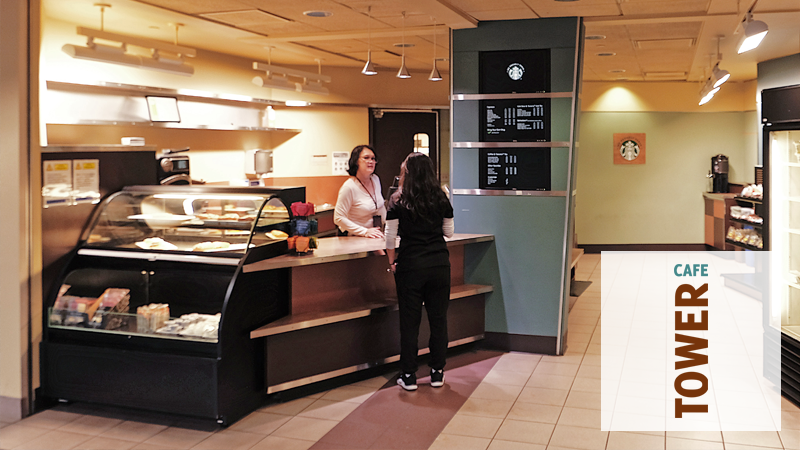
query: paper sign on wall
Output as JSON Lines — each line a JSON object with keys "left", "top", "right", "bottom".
{"left": 42, "top": 160, "right": 73, "bottom": 208}
{"left": 73, "top": 159, "right": 100, "bottom": 204}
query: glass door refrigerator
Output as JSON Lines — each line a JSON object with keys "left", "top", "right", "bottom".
{"left": 762, "top": 83, "right": 800, "bottom": 406}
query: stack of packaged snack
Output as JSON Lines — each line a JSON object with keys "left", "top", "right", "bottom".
{"left": 156, "top": 313, "right": 221, "bottom": 340}
{"left": 136, "top": 303, "right": 170, "bottom": 333}
{"left": 726, "top": 226, "right": 763, "bottom": 248}
{"left": 88, "top": 288, "right": 130, "bottom": 330}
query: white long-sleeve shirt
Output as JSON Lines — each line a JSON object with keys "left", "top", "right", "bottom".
{"left": 333, "top": 175, "right": 387, "bottom": 236}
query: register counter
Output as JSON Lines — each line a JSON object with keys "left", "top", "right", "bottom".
{"left": 245, "top": 234, "right": 494, "bottom": 394}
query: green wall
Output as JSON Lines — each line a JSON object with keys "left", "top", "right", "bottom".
{"left": 575, "top": 111, "right": 756, "bottom": 245}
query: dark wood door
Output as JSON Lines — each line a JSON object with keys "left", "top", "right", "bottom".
{"left": 370, "top": 110, "right": 438, "bottom": 198}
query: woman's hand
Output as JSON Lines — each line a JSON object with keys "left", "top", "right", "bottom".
{"left": 364, "top": 227, "right": 384, "bottom": 239}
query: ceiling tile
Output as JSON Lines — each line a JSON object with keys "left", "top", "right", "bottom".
{"left": 135, "top": 0, "right": 253, "bottom": 14}
{"left": 621, "top": 0, "right": 711, "bottom": 16}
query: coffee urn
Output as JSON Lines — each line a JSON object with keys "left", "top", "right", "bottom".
{"left": 711, "top": 154, "right": 729, "bottom": 193}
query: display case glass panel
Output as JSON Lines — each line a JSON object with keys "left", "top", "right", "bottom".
{"left": 83, "top": 189, "right": 290, "bottom": 254}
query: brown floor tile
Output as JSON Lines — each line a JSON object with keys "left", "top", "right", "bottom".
{"left": 441, "top": 414, "right": 503, "bottom": 439}
{"left": 16, "top": 410, "right": 83, "bottom": 430}
{"left": 0, "top": 423, "right": 52, "bottom": 449}
{"left": 457, "top": 398, "right": 514, "bottom": 419}
{"left": 576, "top": 364, "right": 601, "bottom": 379}
{"left": 57, "top": 415, "right": 123, "bottom": 436}
{"left": 556, "top": 407, "right": 601, "bottom": 429}
{"left": 492, "top": 358, "right": 539, "bottom": 374}
{"left": 547, "top": 424, "right": 608, "bottom": 450}
{"left": 228, "top": 411, "right": 291, "bottom": 435}
{"left": 665, "top": 436, "right": 724, "bottom": 450}
{"left": 250, "top": 435, "right": 315, "bottom": 450}
{"left": 311, "top": 419, "right": 386, "bottom": 449}
{"left": 533, "top": 362, "right": 579, "bottom": 378}
{"left": 783, "top": 411, "right": 800, "bottom": 431}
{"left": 493, "top": 419, "right": 554, "bottom": 445}
{"left": 131, "top": 442, "right": 185, "bottom": 449}
{"left": 12, "top": 429, "right": 92, "bottom": 450}
{"left": 721, "top": 431, "right": 783, "bottom": 448}
{"left": 298, "top": 399, "right": 359, "bottom": 421}
{"left": 540, "top": 355, "right": 584, "bottom": 365}
{"left": 482, "top": 370, "right": 531, "bottom": 387}
{"left": 189, "top": 429, "right": 263, "bottom": 450}
{"left": 666, "top": 431, "right": 721, "bottom": 442}
{"left": 606, "top": 431, "right": 665, "bottom": 450}
{"left": 350, "top": 375, "right": 394, "bottom": 389}
{"left": 564, "top": 390, "right": 600, "bottom": 410}
{"left": 141, "top": 427, "right": 214, "bottom": 449}
{"left": 486, "top": 439, "right": 545, "bottom": 450}
{"left": 73, "top": 435, "right": 137, "bottom": 450}
{"left": 782, "top": 397, "right": 800, "bottom": 412}
{"left": 319, "top": 386, "right": 377, "bottom": 404}
{"left": 99, "top": 420, "right": 168, "bottom": 443}
{"left": 272, "top": 417, "right": 339, "bottom": 442}
{"left": 259, "top": 398, "right": 317, "bottom": 416}
{"left": 525, "top": 374, "right": 574, "bottom": 391}
{"left": 428, "top": 433, "right": 491, "bottom": 450}
{"left": 369, "top": 424, "right": 443, "bottom": 450}
{"left": 725, "top": 444, "right": 788, "bottom": 450}
{"left": 471, "top": 382, "right": 525, "bottom": 402}
{"left": 505, "top": 402, "right": 562, "bottom": 424}
{"left": 781, "top": 429, "right": 800, "bottom": 450}
{"left": 571, "top": 377, "right": 601, "bottom": 393}
{"left": 517, "top": 387, "right": 569, "bottom": 406}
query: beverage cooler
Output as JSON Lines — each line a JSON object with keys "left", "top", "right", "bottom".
{"left": 762, "top": 84, "right": 800, "bottom": 406}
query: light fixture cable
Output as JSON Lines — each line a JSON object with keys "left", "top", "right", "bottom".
{"left": 397, "top": 11, "right": 410, "bottom": 79}
{"left": 362, "top": 6, "right": 377, "bottom": 75}
{"left": 429, "top": 19, "right": 442, "bottom": 81}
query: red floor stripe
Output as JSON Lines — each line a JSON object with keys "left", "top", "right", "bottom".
{"left": 309, "top": 349, "right": 503, "bottom": 450}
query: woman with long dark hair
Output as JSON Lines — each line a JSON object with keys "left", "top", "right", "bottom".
{"left": 385, "top": 152, "right": 454, "bottom": 391}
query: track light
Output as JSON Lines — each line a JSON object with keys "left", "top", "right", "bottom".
{"left": 428, "top": 20, "right": 442, "bottom": 81}
{"left": 711, "top": 63, "right": 730, "bottom": 88}
{"left": 397, "top": 12, "right": 410, "bottom": 79}
{"left": 62, "top": 6, "right": 194, "bottom": 76}
{"left": 737, "top": 11, "right": 768, "bottom": 54}
{"left": 252, "top": 61, "right": 331, "bottom": 95}
{"left": 362, "top": 6, "right": 377, "bottom": 75}
{"left": 699, "top": 80, "right": 720, "bottom": 106}
{"left": 62, "top": 27, "right": 195, "bottom": 76}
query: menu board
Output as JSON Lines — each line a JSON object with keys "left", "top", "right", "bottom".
{"left": 479, "top": 148, "right": 551, "bottom": 191}
{"left": 481, "top": 99, "right": 550, "bottom": 142}
{"left": 479, "top": 49, "right": 550, "bottom": 94}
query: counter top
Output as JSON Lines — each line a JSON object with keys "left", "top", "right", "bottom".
{"left": 242, "top": 233, "right": 494, "bottom": 273}
{"left": 702, "top": 192, "right": 737, "bottom": 200}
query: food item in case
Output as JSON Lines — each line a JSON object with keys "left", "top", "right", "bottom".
{"left": 137, "top": 303, "right": 170, "bottom": 333}
{"left": 192, "top": 241, "right": 231, "bottom": 251}
{"left": 220, "top": 213, "right": 240, "bottom": 221}
{"left": 266, "top": 230, "right": 288, "bottom": 239}
{"left": 136, "top": 237, "right": 178, "bottom": 250}
{"left": 156, "top": 313, "right": 221, "bottom": 340}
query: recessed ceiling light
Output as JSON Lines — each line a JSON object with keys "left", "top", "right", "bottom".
{"left": 596, "top": 52, "right": 616, "bottom": 57}
{"left": 303, "top": 11, "right": 332, "bottom": 18}
{"left": 585, "top": 35, "right": 606, "bottom": 40}
{"left": 393, "top": 43, "right": 415, "bottom": 48}
{"left": 609, "top": 69, "right": 626, "bottom": 73}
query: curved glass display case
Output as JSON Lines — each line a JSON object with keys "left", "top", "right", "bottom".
{"left": 41, "top": 185, "right": 303, "bottom": 425}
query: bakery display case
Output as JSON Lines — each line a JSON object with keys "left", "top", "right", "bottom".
{"left": 41, "top": 185, "right": 303, "bottom": 425}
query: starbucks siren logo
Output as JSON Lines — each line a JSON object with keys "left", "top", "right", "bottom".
{"left": 620, "top": 139, "right": 640, "bottom": 161}
{"left": 507, "top": 63, "right": 525, "bottom": 81}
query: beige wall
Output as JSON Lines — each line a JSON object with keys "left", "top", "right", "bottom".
{"left": 576, "top": 81, "right": 759, "bottom": 246}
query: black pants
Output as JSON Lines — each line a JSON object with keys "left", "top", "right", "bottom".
{"left": 394, "top": 265, "right": 450, "bottom": 374}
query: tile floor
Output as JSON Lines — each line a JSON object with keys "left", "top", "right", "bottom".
{"left": 2, "top": 254, "right": 799, "bottom": 450}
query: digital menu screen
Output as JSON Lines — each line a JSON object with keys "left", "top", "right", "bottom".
{"left": 480, "top": 99, "right": 551, "bottom": 142}
{"left": 479, "top": 49, "right": 550, "bottom": 94}
{"left": 479, "top": 148, "right": 551, "bottom": 191}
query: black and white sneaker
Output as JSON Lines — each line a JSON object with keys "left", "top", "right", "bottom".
{"left": 397, "top": 372, "right": 418, "bottom": 391}
{"left": 430, "top": 369, "right": 445, "bottom": 388}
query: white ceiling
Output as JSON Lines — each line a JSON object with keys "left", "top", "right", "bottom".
{"left": 43, "top": 0, "right": 800, "bottom": 83}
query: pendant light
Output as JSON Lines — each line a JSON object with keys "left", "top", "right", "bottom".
{"left": 737, "top": 10, "right": 768, "bottom": 54}
{"left": 361, "top": 6, "right": 377, "bottom": 75}
{"left": 397, "top": 11, "right": 410, "bottom": 79}
{"left": 428, "top": 20, "right": 442, "bottom": 81}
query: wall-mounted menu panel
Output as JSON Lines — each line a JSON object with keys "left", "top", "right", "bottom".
{"left": 479, "top": 49, "right": 551, "bottom": 94}
{"left": 480, "top": 99, "right": 551, "bottom": 142}
{"left": 479, "top": 148, "right": 551, "bottom": 191}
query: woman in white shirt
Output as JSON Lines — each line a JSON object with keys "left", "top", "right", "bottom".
{"left": 333, "top": 145, "right": 387, "bottom": 238}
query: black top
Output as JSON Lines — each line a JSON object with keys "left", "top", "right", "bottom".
{"left": 386, "top": 194, "right": 454, "bottom": 272}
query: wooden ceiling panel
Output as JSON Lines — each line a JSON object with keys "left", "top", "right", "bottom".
{"left": 621, "top": 0, "right": 711, "bottom": 15}
{"left": 625, "top": 21, "right": 703, "bottom": 41}
{"left": 448, "top": 0, "right": 529, "bottom": 12}
{"left": 135, "top": 0, "right": 253, "bottom": 15}
{"left": 521, "top": 0, "right": 621, "bottom": 17}
{"left": 469, "top": 9, "right": 539, "bottom": 21}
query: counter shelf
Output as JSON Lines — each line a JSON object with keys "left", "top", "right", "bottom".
{"left": 245, "top": 234, "right": 495, "bottom": 394}
{"left": 41, "top": 185, "right": 305, "bottom": 426}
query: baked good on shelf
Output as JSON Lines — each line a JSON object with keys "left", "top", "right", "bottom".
{"left": 192, "top": 241, "right": 231, "bottom": 252}
{"left": 136, "top": 237, "right": 178, "bottom": 250}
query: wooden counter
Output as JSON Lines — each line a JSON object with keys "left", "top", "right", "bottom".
{"left": 247, "top": 233, "right": 494, "bottom": 394}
